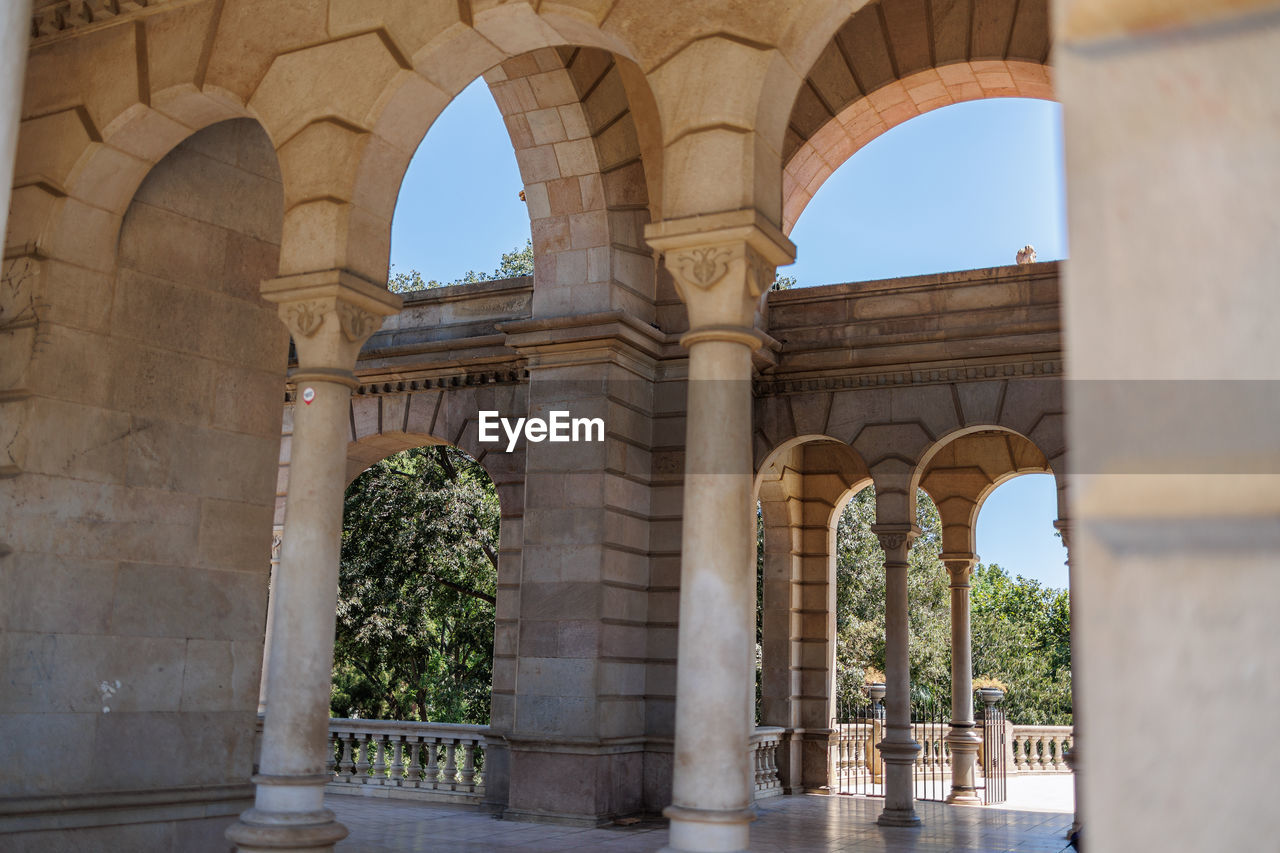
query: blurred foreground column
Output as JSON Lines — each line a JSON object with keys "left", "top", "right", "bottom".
{"left": 1056, "top": 2, "right": 1280, "bottom": 850}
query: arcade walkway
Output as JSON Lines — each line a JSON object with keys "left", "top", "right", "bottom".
{"left": 331, "top": 790, "right": 1075, "bottom": 852}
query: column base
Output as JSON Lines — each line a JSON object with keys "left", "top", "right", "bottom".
{"left": 945, "top": 787, "right": 983, "bottom": 805}
{"left": 876, "top": 807, "right": 922, "bottom": 827}
{"left": 662, "top": 804, "right": 755, "bottom": 852}
{"left": 225, "top": 807, "right": 347, "bottom": 852}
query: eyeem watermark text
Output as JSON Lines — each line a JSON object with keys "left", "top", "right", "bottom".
{"left": 478, "top": 411, "right": 604, "bottom": 452}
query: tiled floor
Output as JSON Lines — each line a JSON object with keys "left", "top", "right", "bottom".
{"left": 331, "top": 791, "right": 1075, "bottom": 853}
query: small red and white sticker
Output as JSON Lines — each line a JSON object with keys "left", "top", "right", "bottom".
{"left": 302, "top": 387, "right": 316, "bottom": 405}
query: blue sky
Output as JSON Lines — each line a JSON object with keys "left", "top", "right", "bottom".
{"left": 390, "top": 81, "right": 1069, "bottom": 589}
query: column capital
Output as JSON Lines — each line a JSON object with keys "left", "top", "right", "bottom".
{"left": 261, "top": 270, "right": 403, "bottom": 376}
{"left": 645, "top": 209, "right": 795, "bottom": 331}
{"left": 941, "top": 552, "right": 977, "bottom": 585}
{"left": 1053, "top": 518, "right": 1072, "bottom": 566}
{"left": 870, "top": 523, "right": 920, "bottom": 562}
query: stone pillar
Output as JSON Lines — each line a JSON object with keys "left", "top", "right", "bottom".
{"left": 227, "top": 272, "right": 400, "bottom": 853}
{"left": 1055, "top": 519, "right": 1082, "bottom": 842}
{"left": 258, "top": 527, "right": 285, "bottom": 716}
{"left": 943, "top": 553, "right": 982, "bottom": 805}
{"left": 0, "top": 0, "right": 31, "bottom": 246}
{"left": 871, "top": 523, "right": 922, "bottom": 827}
{"left": 646, "top": 211, "right": 793, "bottom": 853}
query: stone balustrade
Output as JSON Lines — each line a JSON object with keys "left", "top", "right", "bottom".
{"left": 831, "top": 720, "right": 1075, "bottom": 785}
{"left": 751, "top": 727, "right": 785, "bottom": 799}
{"left": 315, "top": 720, "right": 784, "bottom": 807}
{"left": 324, "top": 719, "right": 489, "bottom": 805}
{"left": 1010, "top": 726, "right": 1073, "bottom": 774}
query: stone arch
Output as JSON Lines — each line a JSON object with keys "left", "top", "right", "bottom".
{"left": 755, "top": 372, "right": 1063, "bottom": 528}
{"left": 482, "top": 46, "right": 663, "bottom": 323}
{"left": 755, "top": 435, "right": 870, "bottom": 792}
{"left": 913, "top": 423, "right": 1065, "bottom": 556}
{"left": 777, "top": 0, "right": 1053, "bottom": 231}
{"left": 15, "top": 0, "right": 293, "bottom": 272}
{"left": 274, "top": 383, "right": 526, "bottom": 731}
{"left": 243, "top": 5, "right": 665, "bottom": 293}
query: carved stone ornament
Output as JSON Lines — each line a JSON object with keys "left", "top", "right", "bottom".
{"left": 876, "top": 532, "right": 908, "bottom": 552}
{"left": 336, "top": 302, "right": 380, "bottom": 343}
{"left": 744, "top": 246, "right": 773, "bottom": 298}
{"left": 672, "top": 246, "right": 732, "bottom": 290}
{"left": 285, "top": 301, "right": 326, "bottom": 338}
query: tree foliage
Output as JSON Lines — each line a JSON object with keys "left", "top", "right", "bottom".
{"left": 333, "top": 445, "right": 499, "bottom": 723}
{"left": 389, "top": 240, "right": 534, "bottom": 293}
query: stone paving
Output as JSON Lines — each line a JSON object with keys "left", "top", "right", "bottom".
{"left": 331, "top": 785, "right": 1076, "bottom": 853}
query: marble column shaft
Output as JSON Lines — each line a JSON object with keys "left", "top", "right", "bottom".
{"left": 872, "top": 524, "right": 921, "bottom": 827}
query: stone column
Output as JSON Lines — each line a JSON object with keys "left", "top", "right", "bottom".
{"left": 1055, "top": 519, "right": 1082, "bottom": 842}
{"left": 942, "top": 553, "right": 981, "bottom": 805}
{"left": 871, "top": 523, "right": 922, "bottom": 827}
{"left": 227, "top": 272, "right": 400, "bottom": 853}
{"left": 646, "top": 211, "right": 793, "bottom": 853}
{"left": 0, "top": 0, "right": 32, "bottom": 245}
{"left": 258, "top": 527, "right": 285, "bottom": 716}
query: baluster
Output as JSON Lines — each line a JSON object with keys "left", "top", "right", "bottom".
{"left": 338, "top": 733, "right": 355, "bottom": 782}
{"left": 388, "top": 735, "right": 405, "bottom": 785}
{"left": 423, "top": 738, "right": 439, "bottom": 789}
{"left": 355, "top": 733, "right": 372, "bottom": 782}
{"left": 443, "top": 741, "right": 459, "bottom": 790}
{"left": 458, "top": 742, "right": 477, "bottom": 792}
{"left": 326, "top": 731, "right": 338, "bottom": 780}
{"left": 1053, "top": 735, "right": 1068, "bottom": 771}
{"left": 1014, "top": 734, "right": 1029, "bottom": 772}
{"left": 1033, "top": 734, "right": 1047, "bottom": 771}
{"left": 372, "top": 734, "right": 388, "bottom": 781}
{"left": 406, "top": 738, "right": 423, "bottom": 787}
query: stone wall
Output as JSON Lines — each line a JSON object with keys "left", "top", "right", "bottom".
{"left": 0, "top": 118, "right": 287, "bottom": 849}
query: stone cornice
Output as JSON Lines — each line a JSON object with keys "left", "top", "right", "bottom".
{"left": 755, "top": 357, "right": 1063, "bottom": 396}
{"left": 644, "top": 209, "right": 795, "bottom": 267}
{"left": 30, "top": 0, "right": 198, "bottom": 43}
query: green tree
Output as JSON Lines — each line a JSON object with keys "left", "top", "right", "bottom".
{"left": 389, "top": 239, "right": 534, "bottom": 293}
{"left": 970, "top": 562, "right": 1072, "bottom": 724}
{"left": 833, "top": 487, "right": 951, "bottom": 708}
{"left": 333, "top": 445, "right": 499, "bottom": 723}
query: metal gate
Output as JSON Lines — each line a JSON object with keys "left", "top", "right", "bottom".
{"left": 833, "top": 689, "right": 1007, "bottom": 805}
{"left": 831, "top": 691, "right": 882, "bottom": 797}
{"left": 831, "top": 691, "right": 951, "bottom": 802}
{"left": 980, "top": 702, "right": 1007, "bottom": 805}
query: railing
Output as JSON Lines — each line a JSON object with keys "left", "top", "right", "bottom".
{"left": 832, "top": 719, "right": 1073, "bottom": 794}
{"left": 325, "top": 719, "right": 489, "bottom": 804}
{"left": 1010, "top": 725, "right": 1073, "bottom": 774}
{"left": 751, "top": 726, "right": 784, "bottom": 799}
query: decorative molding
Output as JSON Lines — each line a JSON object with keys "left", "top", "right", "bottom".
{"left": 30, "top": 0, "right": 182, "bottom": 40}
{"left": 283, "top": 368, "right": 528, "bottom": 402}
{"left": 336, "top": 301, "right": 380, "bottom": 343}
{"left": 284, "top": 301, "right": 326, "bottom": 338}
{"left": 754, "top": 359, "right": 1063, "bottom": 396}
{"left": 672, "top": 246, "right": 732, "bottom": 291}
